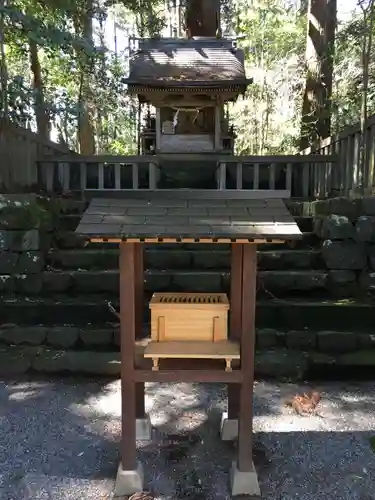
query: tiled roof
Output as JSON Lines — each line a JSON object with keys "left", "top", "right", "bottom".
{"left": 125, "top": 38, "right": 248, "bottom": 87}
{"left": 75, "top": 190, "right": 302, "bottom": 241}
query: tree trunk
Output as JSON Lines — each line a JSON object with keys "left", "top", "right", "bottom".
{"left": 29, "top": 39, "right": 49, "bottom": 138}
{"left": 358, "top": 0, "right": 375, "bottom": 192}
{"left": 185, "top": 0, "right": 220, "bottom": 37}
{"left": 74, "top": 0, "right": 96, "bottom": 155}
{"left": 300, "top": 0, "right": 336, "bottom": 150}
{"left": 0, "top": 5, "right": 8, "bottom": 118}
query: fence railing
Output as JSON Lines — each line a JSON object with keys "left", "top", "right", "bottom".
{"left": 300, "top": 113, "right": 375, "bottom": 196}
{"left": 0, "top": 118, "right": 76, "bottom": 191}
{"left": 37, "top": 154, "right": 336, "bottom": 198}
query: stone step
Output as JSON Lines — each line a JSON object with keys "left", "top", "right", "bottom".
{"left": 54, "top": 230, "right": 320, "bottom": 251}
{"left": 11, "top": 269, "right": 330, "bottom": 296}
{"left": 0, "top": 325, "right": 371, "bottom": 354}
{"left": 47, "top": 249, "right": 322, "bottom": 271}
{"left": 0, "top": 296, "right": 373, "bottom": 331}
{"left": 1, "top": 333, "right": 375, "bottom": 379}
{"left": 58, "top": 213, "right": 315, "bottom": 233}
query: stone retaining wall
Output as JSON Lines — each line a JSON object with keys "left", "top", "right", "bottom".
{"left": 1, "top": 325, "right": 375, "bottom": 379}
{"left": 312, "top": 196, "right": 375, "bottom": 297}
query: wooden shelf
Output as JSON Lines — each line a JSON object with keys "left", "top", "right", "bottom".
{"left": 134, "top": 368, "right": 242, "bottom": 383}
{"left": 144, "top": 340, "right": 240, "bottom": 372}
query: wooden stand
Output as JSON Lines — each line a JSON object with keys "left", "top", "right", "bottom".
{"left": 119, "top": 241, "right": 257, "bottom": 475}
{"left": 144, "top": 340, "right": 240, "bottom": 371}
{"left": 77, "top": 191, "right": 301, "bottom": 496}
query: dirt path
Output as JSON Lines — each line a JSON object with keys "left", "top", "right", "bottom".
{"left": 0, "top": 377, "right": 375, "bottom": 500}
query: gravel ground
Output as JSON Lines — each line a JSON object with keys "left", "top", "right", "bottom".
{"left": 0, "top": 377, "right": 375, "bottom": 500}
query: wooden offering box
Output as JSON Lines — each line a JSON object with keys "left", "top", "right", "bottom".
{"left": 149, "top": 292, "right": 229, "bottom": 342}
{"left": 146, "top": 292, "right": 238, "bottom": 372}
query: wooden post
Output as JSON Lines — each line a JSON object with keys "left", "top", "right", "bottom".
{"left": 120, "top": 242, "right": 137, "bottom": 469}
{"left": 135, "top": 244, "right": 145, "bottom": 419}
{"left": 228, "top": 244, "right": 243, "bottom": 419}
{"left": 155, "top": 109, "right": 161, "bottom": 153}
{"left": 237, "top": 244, "right": 257, "bottom": 471}
{"left": 214, "top": 105, "right": 221, "bottom": 151}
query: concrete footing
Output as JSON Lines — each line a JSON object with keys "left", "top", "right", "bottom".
{"left": 220, "top": 411, "right": 238, "bottom": 441}
{"left": 136, "top": 417, "right": 152, "bottom": 441}
{"left": 230, "top": 460, "right": 260, "bottom": 497}
{"left": 113, "top": 461, "right": 144, "bottom": 497}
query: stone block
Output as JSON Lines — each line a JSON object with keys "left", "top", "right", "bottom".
{"left": 114, "top": 462, "right": 144, "bottom": 497}
{"left": 192, "top": 250, "right": 229, "bottom": 270}
{"left": 47, "top": 327, "right": 79, "bottom": 348}
{"left": 259, "top": 270, "right": 327, "bottom": 292}
{"left": 321, "top": 240, "right": 367, "bottom": 270}
{"left": 362, "top": 196, "right": 375, "bottom": 216}
{"left": 359, "top": 271, "right": 375, "bottom": 292}
{"left": 312, "top": 197, "right": 360, "bottom": 221}
{"left": 328, "top": 270, "right": 356, "bottom": 285}
{"left": 0, "top": 251, "right": 18, "bottom": 273}
{"left": 42, "top": 272, "right": 72, "bottom": 293}
{"left": 136, "top": 417, "right": 153, "bottom": 441}
{"left": 220, "top": 412, "right": 238, "bottom": 441}
{"left": 230, "top": 461, "right": 260, "bottom": 497}
{"left": 146, "top": 249, "right": 192, "bottom": 269}
{"left": 0, "top": 346, "right": 36, "bottom": 375}
{"left": 17, "top": 251, "right": 45, "bottom": 274}
{"left": 0, "top": 275, "right": 15, "bottom": 293}
{"left": 355, "top": 215, "right": 375, "bottom": 242}
{"left": 144, "top": 271, "right": 172, "bottom": 292}
{"left": 317, "top": 331, "right": 358, "bottom": 353}
{"left": 368, "top": 246, "right": 375, "bottom": 270}
{"left": 15, "top": 274, "right": 43, "bottom": 295}
{"left": 172, "top": 271, "right": 222, "bottom": 292}
{"left": 32, "top": 349, "right": 70, "bottom": 372}
{"left": 3, "top": 230, "right": 40, "bottom": 251}
{"left": 53, "top": 249, "right": 118, "bottom": 270}
{"left": 73, "top": 270, "right": 119, "bottom": 293}
{"left": 256, "top": 329, "right": 279, "bottom": 349}
{"left": 79, "top": 328, "right": 113, "bottom": 346}
{"left": 255, "top": 350, "right": 308, "bottom": 379}
{"left": 32, "top": 349, "right": 121, "bottom": 375}
{"left": 286, "top": 330, "right": 316, "bottom": 350}
{"left": 0, "top": 326, "right": 47, "bottom": 345}
{"left": 335, "top": 350, "right": 375, "bottom": 366}
{"left": 0, "top": 195, "right": 51, "bottom": 230}
{"left": 65, "top": 351, "right": 121, "bottom": 375}
{"left": 358, "top": 333, "right": 375, "bottom": 349}
{"left": 54, "top": 230, "right": 87, "bottom": 249}
{"left": 320, "top": 215, "right": 354, "bottom": 240}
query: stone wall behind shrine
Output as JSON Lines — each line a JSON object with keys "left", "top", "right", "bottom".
{"left": 1, "top": 194, "right": 375, "bottom": 379}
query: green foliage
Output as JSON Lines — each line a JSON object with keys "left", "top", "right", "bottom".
{"left": 0, "top": 0, "right": 374, "bottom": 156}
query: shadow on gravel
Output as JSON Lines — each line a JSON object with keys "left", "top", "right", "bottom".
{"left": 1, "top": 376, "right": 375, "bottom": 500}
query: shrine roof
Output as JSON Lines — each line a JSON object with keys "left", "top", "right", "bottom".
{"left": 76, "top": 190, "right": 302, "bottom": 243}
{"left": 123, "top": 38, "right": 250, "bottom": 88}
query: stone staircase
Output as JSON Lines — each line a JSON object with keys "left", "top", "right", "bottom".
{"left": 1, "top": 195, "right": 375, "bottom": 379}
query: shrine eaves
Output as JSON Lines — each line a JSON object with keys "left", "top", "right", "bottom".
{"left": 76, "top": 190, "right": 302, "bottom": 243}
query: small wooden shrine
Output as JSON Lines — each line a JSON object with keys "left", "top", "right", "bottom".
{"left": 76, "top": 190, "right": 302, "bottom": 497}
{"left": 124, "top": 37, "right": 252, "bottom": 156}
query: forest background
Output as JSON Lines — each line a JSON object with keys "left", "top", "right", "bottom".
{"left": 0, "top": 0, "right": 373, "bottom": 157}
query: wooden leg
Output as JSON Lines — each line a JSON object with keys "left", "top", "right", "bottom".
{"left": 225, "top": 358, "right": 232, "bottom": 372}
{"left": 152, "top": 358, "right": 159, "bottom": 371}
{"left": 134, "top": 245, "right": 145, "bottom": 419}
{"left": 238, "top": 244, "right": 257, "bottom": 471}
{"left": 228, "top": 244, "right": 243, "bottom": 418}
{"left": 120, "top": 242, "right": 137, "bottom": 470}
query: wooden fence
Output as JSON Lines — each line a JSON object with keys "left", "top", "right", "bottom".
{"left": 0, "top": 118, "right": 75, "bottom": 191}
{"left": 300, "top": 113, "right": 375, "bottom": 196}
{"left": 37, "top": 154, "right": 336, "bottom": 198}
